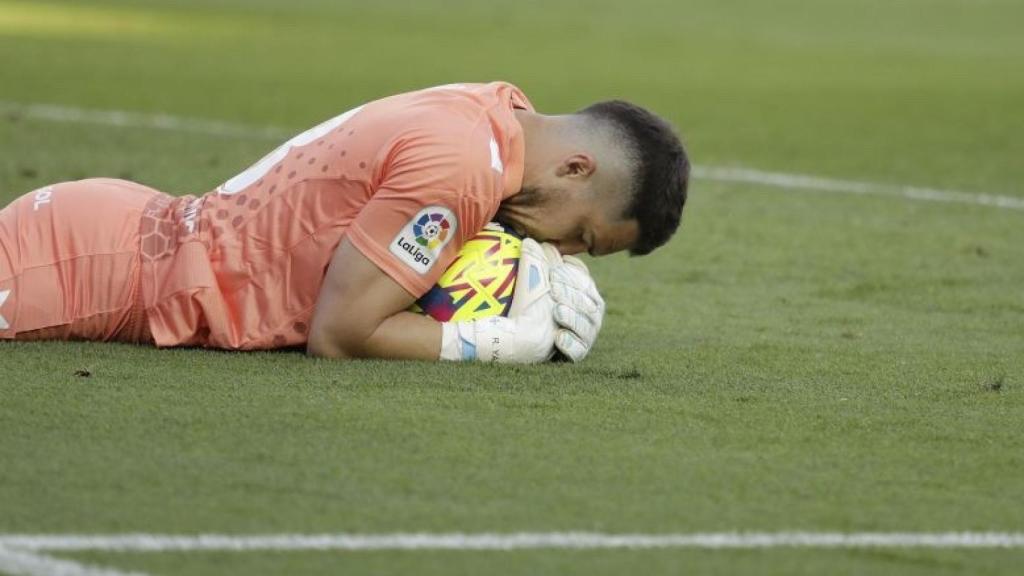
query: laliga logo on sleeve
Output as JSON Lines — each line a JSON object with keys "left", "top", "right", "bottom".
{"left": 391, "top": 206, "right": 457, "bottom": 274}
{"left": 413, "top": 212, "right": 451, "bottom": 249}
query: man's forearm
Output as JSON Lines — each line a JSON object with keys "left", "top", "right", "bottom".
{"left": 307, "top": 311, "right": 441, "bottom": 361}
{"left": 362, "top": 311, "right": 442, "bottom": 360}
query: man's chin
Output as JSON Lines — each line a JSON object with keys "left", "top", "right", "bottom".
{"left": 494, "top": 211, "right": 528, "bottom": 238}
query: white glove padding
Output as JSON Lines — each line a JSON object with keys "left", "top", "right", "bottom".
{"left": 549, "top": 255, "right": 605, "bottom": 362}
{"left": 440, "top": 238, "right": 560, "bottom": 363}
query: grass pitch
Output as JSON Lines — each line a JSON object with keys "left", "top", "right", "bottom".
{"left": 1, "top": 0, "right": 1023, "bottom": 574}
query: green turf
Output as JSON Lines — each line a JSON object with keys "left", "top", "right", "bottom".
{"left": 1, "top": 0, "right": 1023, "bottom": 574}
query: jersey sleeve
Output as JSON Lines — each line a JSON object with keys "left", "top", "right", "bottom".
{"left": 346, "top": 189, "right": 482, "bottom": 297}
{"left": 346, "top": 128, "right": 498, "bottom": 297}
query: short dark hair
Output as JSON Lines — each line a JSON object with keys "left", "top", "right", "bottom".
{"left": 578, "top": 100, "right": 689, "bottom": 256}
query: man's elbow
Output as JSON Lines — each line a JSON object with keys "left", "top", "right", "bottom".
{"left": 306, "top": 324, "right": 371, "bottom": 359}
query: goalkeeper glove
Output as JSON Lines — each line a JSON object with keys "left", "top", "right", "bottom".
{"left": 549, "top": 255, "right": 605, "bottom": 362}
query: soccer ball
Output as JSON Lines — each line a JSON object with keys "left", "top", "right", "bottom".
{"left": 411, "top": 222, "right": 521, "bottom": 322}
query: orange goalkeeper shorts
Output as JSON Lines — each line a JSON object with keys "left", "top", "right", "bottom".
{"left": 0, "top": 178, "right": 160, "bottom": 343}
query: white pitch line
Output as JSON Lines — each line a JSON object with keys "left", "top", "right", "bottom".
{"left": 692, "top": 165, "right": 1024, "bottom": 211}
{"left": 2, "top": 532, "right": 1024, "bottom": 552}
{"left": 2, "top": 99, "right": 1022, "bottom": 212}
{"left": 0, "top": 100, "right": 291, "bottom": 141}
{"left": 2, "top": 533, "right": 1021, "bottom": 576}
{"left": 0, "top": 545, "right": 142, "bottom": 576}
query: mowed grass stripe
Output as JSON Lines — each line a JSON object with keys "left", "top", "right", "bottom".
{"left": 5, "top": 532, "right": 1024, "bottom": 551}
{"left": 3, "top": 99, "right": 1021, "bottom": 212}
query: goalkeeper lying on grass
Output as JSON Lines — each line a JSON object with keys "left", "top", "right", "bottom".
{"left": 0, "top": 83, "right": 689, "bottom": 363}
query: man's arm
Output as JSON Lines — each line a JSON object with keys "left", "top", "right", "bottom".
{"left": 308, "top": 235, "right": 589, "bottom": 363}
{"left": 307, "top": 236, "right": 441, "bottom": 360}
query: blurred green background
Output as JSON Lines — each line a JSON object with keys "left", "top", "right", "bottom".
{"left": 2, "top": 0, "right": 1022, "bottom": 195}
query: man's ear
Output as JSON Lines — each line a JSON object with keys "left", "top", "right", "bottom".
{"left": 556, "top": 153, "right": 596, "bottom": 179}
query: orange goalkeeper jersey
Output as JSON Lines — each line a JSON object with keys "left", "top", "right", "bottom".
{"left": 139, "top": 82, "right": 532, "bottom": 349}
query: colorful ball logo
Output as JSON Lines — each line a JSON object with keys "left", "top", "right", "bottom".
{"left": 413, "top": 212, "right": 451, "bottom": 250}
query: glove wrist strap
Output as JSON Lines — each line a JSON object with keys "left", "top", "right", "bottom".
{"left": 439, "top": 322, "right": 463, "bottom": 361}
{"left": 440, "top": 317, "right": 516, "bottom": 362}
